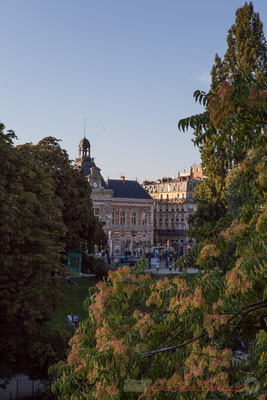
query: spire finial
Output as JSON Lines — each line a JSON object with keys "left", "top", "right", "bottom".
{"left": 84, "top": 117, "right": 86, "bottom": 139}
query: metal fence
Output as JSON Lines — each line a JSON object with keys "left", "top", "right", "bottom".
{"left": 0, "top": 375, "right": 41, "bottom": 400}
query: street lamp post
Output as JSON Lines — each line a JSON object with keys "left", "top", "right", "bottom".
{"left": 106, "top": 214, "right": 113, "bottom": 260}
{"left": 131, "top": 230, "right": 136, "bottom": 255}
{"left": 183, "top": 222, "right": 187, "bottom": 255}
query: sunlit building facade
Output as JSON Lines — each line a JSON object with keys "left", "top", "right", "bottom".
{"left": 75, "top": 138, "right": 154, "bottom": 256}
{"left": 142, "top": 166, "right": 203, "bottom": 254}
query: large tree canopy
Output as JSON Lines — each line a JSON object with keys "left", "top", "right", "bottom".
{"left": 211, "top": 1, "right": 266, "bottom": 88}
{"left": 0, "top": 131, "right": 107, "bottom": 380}
{"left": 178, "top": 1, "right": 266, "bottom": 240}
{"left": 18, "top": 137, "right": 107, "bottom": 253}
{"left": 0, "top": 126, "right": 66, "bottom": 378}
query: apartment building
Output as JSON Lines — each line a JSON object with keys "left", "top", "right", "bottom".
{"left": 142, "top": 166, "right": 202, "bottom": 254}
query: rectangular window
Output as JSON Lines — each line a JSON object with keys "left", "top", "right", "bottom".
{"left": 94, "top": 208, "right": 99, "bottom": 216}
{"left": 142, "top": 212, "right": 148, "bottom": 226}
{"left": 120, "top": 211, "right": 125, "bottom": 225}
{"left": 131, "top": 212, "right": 137, "bottom": 225}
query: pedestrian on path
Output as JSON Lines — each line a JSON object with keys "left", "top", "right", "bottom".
{"left": 73, "top": 314, "right": 79, "bottom": 328}
{"left": 156, "top": 258, "right": 160, "bottom": 273}
{"left": 67, "top": 313, "right": 73, "bottom": 326}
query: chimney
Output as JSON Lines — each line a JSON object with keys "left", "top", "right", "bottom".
{"left": 120, "top": 176, "right": 125, "bottom": 182}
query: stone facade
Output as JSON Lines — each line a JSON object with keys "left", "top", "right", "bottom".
{"left": 106, "top": 191, "right": 154, "bottom": 256}
{"left": 75, "top": 139, "right": 154, "bottom": 256}
{"left": 142, "top": 166, "right": 203, "bottom": 254}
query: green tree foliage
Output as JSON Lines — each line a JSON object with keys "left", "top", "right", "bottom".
{"left": 0, "top": 126, "right": 67, "bottom": 378}
{"left": 50, "top": 7, "right": 267, "bottom": 394}
{"left": 50, "top": 142, "right": 267, "bottom": 399}
{"left": 18, "top": 137, "right": 107, "bottom": 253}
{"left": 180, "top": 72, "right": 266, "bottom": 243}
{"left": 179, "top": 2, "right": 266, "bottom": 240}
{"left": 50, "top": 189, "right": 267, "bottom": 398}
{"left": 211, "top": 2, "right": 267, "bottom": 88}
{"left": 0, "top": 130, "right": 107, "bottom": 380}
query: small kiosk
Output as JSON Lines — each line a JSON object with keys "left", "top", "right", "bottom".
{"left": 67, "top": 251, "right": 82, "bottom": 274}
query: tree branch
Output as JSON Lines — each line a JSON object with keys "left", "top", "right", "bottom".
{"left": 258, "top": 368, "right": 267, "bottom": 381}
{"left": 242, "top": 116, "right": 266, "bottom": 125}
{"left": 120, "top": 280, "right": 150, "bottom": 289}
{"left": 122, "top": 303, "right": 141, "bottom": 314}
{"left": 141, "top": 332, "right": 207, "bottom": 357}
{"left": 221, "top": 303, "right": 267, "bottom": 347}
{"left": 159, "top": 327, "right": 186, "bottom": 349}
{"left": 140, "top": 301, "right": 267, "bottom": 357}
{"left": 139, "top": 326, "right": 186, "bottom": 375}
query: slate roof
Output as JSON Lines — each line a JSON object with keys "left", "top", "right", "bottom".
{"left": 79, "top": 162, "right": 107, "bottom": 188}
{"left": 100, "top": 177, "right": 107, "bottom": 189}
{"left": 80, "top": 161, "right": 96, "bottom": 177}
{"left": 106, "top": 179, "right": 152, "bottom": 200}
{"left": 79, "top": 138, "right": 90, "bottom": 147}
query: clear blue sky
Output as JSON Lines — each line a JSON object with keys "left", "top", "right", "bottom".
{"left": 1, "top": 0, "right": 266, "bottom": 182}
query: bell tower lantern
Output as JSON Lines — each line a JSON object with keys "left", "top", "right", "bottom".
{"left": 75, "top": 137, "right": 95, "bottom": 176}
{"left": 79, "top": 138, "right": 91, "bottom": 158}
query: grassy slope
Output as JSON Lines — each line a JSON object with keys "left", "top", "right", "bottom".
{"left": 53, "top": 277, "right": 98, "bottom": 327}
{"left": 53, "top": 273, "right": 196, "bottom": 329}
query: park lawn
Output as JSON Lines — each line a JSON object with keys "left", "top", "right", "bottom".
{"left": 52, "top": 272, "right": 196, "bottom": 329}
{"left": 53, "top": 276, "right": 98, "bottom": 327}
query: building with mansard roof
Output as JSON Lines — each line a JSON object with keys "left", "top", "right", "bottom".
{"left": 74, "top": 138, "right": 154, "bottom": 256}
{"left": 142, "top": 166, "right": 203, "bottom": 255}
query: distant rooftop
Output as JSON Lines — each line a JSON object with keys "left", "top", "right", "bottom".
{"left": 107, "top": 178, "right": 152, "bottom": 200}
{"left": 142, "top": 165, "right": 203, "bottom": 185}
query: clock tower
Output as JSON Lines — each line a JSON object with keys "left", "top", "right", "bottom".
{"left": 75, "top": 138, "right": 96, "bottom": 177}
{"left": 74, "top": 137, "right": 112, "bottom": 242}
{"left": 75, "top": 138, "right": 107, "bottom": 190}
{"left": 88, "top": 166, "right": 103, "bottom": 189}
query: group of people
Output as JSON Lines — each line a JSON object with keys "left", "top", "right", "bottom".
{"left": 152, "top": 255, "right": 174, "bottom": 272}
{"left": 67, "top": 312, "right": 79, "bottom": 328}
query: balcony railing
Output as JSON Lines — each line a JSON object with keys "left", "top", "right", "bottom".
{"left": 154, "top": 198, "right": 194, "bottom": 204}
{"left": 155, "top": 229, "right": 186, "bottom": 235}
